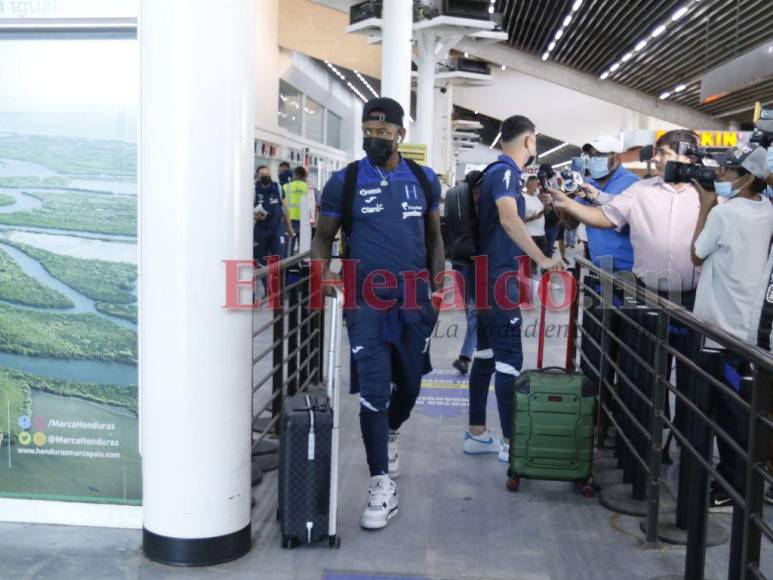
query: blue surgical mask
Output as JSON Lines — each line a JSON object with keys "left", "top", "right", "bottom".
{"left": 587, "top": 156, "right": 610, "bottom": 180}
{"left": 714, "top": 180, "right": 739, "bottom": 198}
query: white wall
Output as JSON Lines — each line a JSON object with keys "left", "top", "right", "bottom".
{"left": 454, "top": 68, "right": 684, "bottom": 146}
{"left": 454, "top": 143, "right": 498, "bottom": 183}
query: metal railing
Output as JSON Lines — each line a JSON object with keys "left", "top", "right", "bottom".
{"left": 251, "top": 251, "right": 326, "bottom": 482}
{"left": 573, "top": 256, "right": 772, "bottom": 580}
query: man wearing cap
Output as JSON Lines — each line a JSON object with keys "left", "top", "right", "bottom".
{"left": 311, "top": 97, "right": 445, "bottom": 530}
{"left": 570, "top": 135, "right": 639, "bottom": 272}
{"left": 549, "top": 129, "right": 704, "bottom": 434}
{"left": 690, "top": 144, "right": 773, "bottom": 509}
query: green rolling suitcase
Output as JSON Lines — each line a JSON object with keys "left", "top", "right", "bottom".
{"left": 506, "top": 292, "right": 597, "bottom": 496}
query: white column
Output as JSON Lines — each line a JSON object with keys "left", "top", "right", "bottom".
{"left": 139, "top": 0, "right": 255, "bottom": 566}
{"left": 415, "top": 31, "right": 436, "bottom": 154}
{"left": 255, "top": 0, "right": 279, "bottom": 130}
{"left": 381, "top": 0, "right": 413, "bottom": 136}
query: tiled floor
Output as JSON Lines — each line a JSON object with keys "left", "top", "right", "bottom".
{"left": 1, "top": 267, "right": 770, "bottom": 580}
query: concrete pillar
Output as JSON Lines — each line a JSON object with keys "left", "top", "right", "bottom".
{"left": 139, "top": 0, "right": 255, "bottom": 566}
{"left": 432, "top": 84, "right": 453, "bottom": 181}
{"left": 255, "top": 0, "right": 280, "bottom": 130}
{"left": 415, "top": 32, "right": 435, "bottom": 152}
{"left": 381, "top": 0, "right": 413, "bottom": 138}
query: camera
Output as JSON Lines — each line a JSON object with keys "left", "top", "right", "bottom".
{"left": 537, "top": 163, "right": 555, "bottom": 193}
{"left": 663, "top": 160, "right": 717, "bottom": 189}
{"left": 663, "top": 141, "right": 725, "bottom": 190}
{"left": 750, "top": 106, "right": 773, "bottom": 149}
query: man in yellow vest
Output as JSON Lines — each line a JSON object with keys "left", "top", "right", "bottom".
{"left": 283, "top": 166, "right": 309, "bottom": 254}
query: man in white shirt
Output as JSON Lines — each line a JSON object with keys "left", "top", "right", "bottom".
{"left": 523, "top": 176, "right": 546, "bottom": 261}
{"left": 690, "top": 144, "right": 773, "bottom": 509}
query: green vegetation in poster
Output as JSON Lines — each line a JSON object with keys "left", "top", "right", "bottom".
{"left": 3, "top": 367, "right": 135, "bottom": 412}
{"left": 0, "top": 304, "right": 137, "bottom": 364}
{"left": 95, "top": 303, "right": 137, "bottom": 322}
{"left": 0, "top": 372, "right": 32, "bottom": 441}
{"left": 0, "top": 177, "right": 70, "bottom": 189}
{"left": 0, "top": 247, "right": 73, "bottom": 308}
{"left": 0, "top": 190, "right": 136, "bottom": 236}
{"left": 1, "top": 240, "right": 136, "bottom": 305}
{"left": 0, "top": 134, "right": 136, "bottom": 177}
{"left": 0, "top": 193, "right": 14, "bottom": 207}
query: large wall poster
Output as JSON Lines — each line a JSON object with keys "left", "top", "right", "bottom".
{"left": 0, "top": 36, "right": 140, "bottom": 504}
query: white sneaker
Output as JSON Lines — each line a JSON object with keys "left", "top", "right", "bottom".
{"left": 388, "top": 430, "right": 400, "bottom": 478}
{"left": 463, "top": 429, "right": 498, "bottom": 455}
{"left": 498, "top": 439, "right": 510, "bottom": 463}
{"left": 360, "top": 475, "right": 398, "bottom": 530}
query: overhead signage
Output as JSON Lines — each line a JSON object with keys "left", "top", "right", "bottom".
{"left": 0, "top": 0, "right": 137, "bottom": 19}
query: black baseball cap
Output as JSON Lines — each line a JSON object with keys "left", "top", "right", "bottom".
{"left": 362, "top": 97, "right": 404, "bottom": 127}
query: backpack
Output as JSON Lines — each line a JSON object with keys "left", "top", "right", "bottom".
{"left": 340, "top": 158, "right": 433, "bottom": 264}
{"left": 444, "top": 160, "right": 508, "bottom": 266}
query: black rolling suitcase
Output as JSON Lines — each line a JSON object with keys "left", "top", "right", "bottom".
{"left": 278, "top": 288, "right": 343, "bottom": 549}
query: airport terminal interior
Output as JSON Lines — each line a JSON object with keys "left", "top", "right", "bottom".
{"left": 0, "top": 1, "right": 772, "bottom": 579}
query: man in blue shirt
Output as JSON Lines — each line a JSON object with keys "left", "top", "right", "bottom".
{"left": 278, "top": 160, "right": 293, "bottom": 190}
{"left": 573, "top": 135, "right": 639, "bottom": 272}
{"left": 462, "top": 115, "right": 563, "bottom": 463}
{"left": 311, "top": 97, "right": 445, "bottom": 531}
{"left": 254, "top": 166, "right": 293, "bottom": 289}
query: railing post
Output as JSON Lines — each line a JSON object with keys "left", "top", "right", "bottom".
{"left": 740, "top": 366, "right": 771, "bottom": 579}
{"left": 271, "top": 271, "right": 285, "bottom": 434}
{"left": 683, "top": 348, "right": 722, "bottom": 580}
{"left": 728, "top": 374, "right": 754, "bottom": 580}
{"left": 644, "top": 309, "right": 668, "bottom": 547}
{"left": 287, "top": 271, "right": 299, "bottom": 397}
{"left": 594, "top": 272, "right": 614, "bottom": 448}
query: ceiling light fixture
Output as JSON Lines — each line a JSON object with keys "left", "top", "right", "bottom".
{"left": 674, "top": 84, "right": 687, "bottom": 93}
{"left": 601, "top": 3, "right": 692, "bottom": 82}
{"left": 354, "top": 70, "right": 380, "bottom": 98}
{"left": 542, "top": 0, "right": 584, "bottom": 63}
{"left": 540, "top": 142, "right": 569, "bottom": 158}
{"left": 600, "top": 71, "right": 609, "bottom": 80}
{"left": 659, "top": 91, "right": 671, "bottom": 100}
{"left": 326, "top": 60, "right": 367, "bottom": 103}
{"left": 651, "top": 24, "right": 667, "bottom": 38}
{"left": 671, "top": 6, "right": 689, "bottom": 21}
{"left": 488, "top": 5, "right": 494, "bottom": 13}
{"left": 490, "top": 131, "right": 502, "bottom": 149}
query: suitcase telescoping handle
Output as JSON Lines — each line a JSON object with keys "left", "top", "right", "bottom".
{"left": 326, "top": 286, "right": 344, "bottom": 544}
{"left": 536, "top": 273, "right": 576, "bottom": 372}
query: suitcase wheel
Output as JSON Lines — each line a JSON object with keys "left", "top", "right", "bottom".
{"left": 575, "top": 480, "right": 595, "bottom": 498}
{"left": 329, "top": 535, "right": 341, "bottom": 549}
{"left": 506, "top": 477, "right": 520, "bottom": 493}
{"left": 281, "top": 536, "right": 298, "bottom": 550}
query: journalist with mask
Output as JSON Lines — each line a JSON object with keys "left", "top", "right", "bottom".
{"left": 690, "top": 144, "right": 773, "bottom": 509}
{"left": 311, "top": 97, "right": 445, "bottom": 531}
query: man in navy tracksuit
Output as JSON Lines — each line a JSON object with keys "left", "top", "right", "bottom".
{"left": 254, "top": 165, "right": 293, "bottom": 286}
{"left": 462, "top": 116, "right": 562, "bottom": 463}
{"left": 312, "top": 98, "right": 445, "bottom": 530}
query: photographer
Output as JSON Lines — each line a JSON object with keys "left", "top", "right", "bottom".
{"left": 550, "top": 129, "right": 703, "bottom": 433}
{"left": 690, "top": 144, "right": 773, "bottom": 509}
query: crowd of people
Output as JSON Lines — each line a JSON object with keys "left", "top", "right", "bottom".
{"left": 292, "top": 95, "right": 773, "bottom": 531}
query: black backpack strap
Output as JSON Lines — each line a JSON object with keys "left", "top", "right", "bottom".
{"left": 341, "top": 160, "right": 360, "bottom": 239}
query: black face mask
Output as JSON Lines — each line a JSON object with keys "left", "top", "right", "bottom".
{"left": 363, "top": 137, "right": 396, "bottom": 166}
{"left": 259, "top": 176, "right": 271, "bottom": 186}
